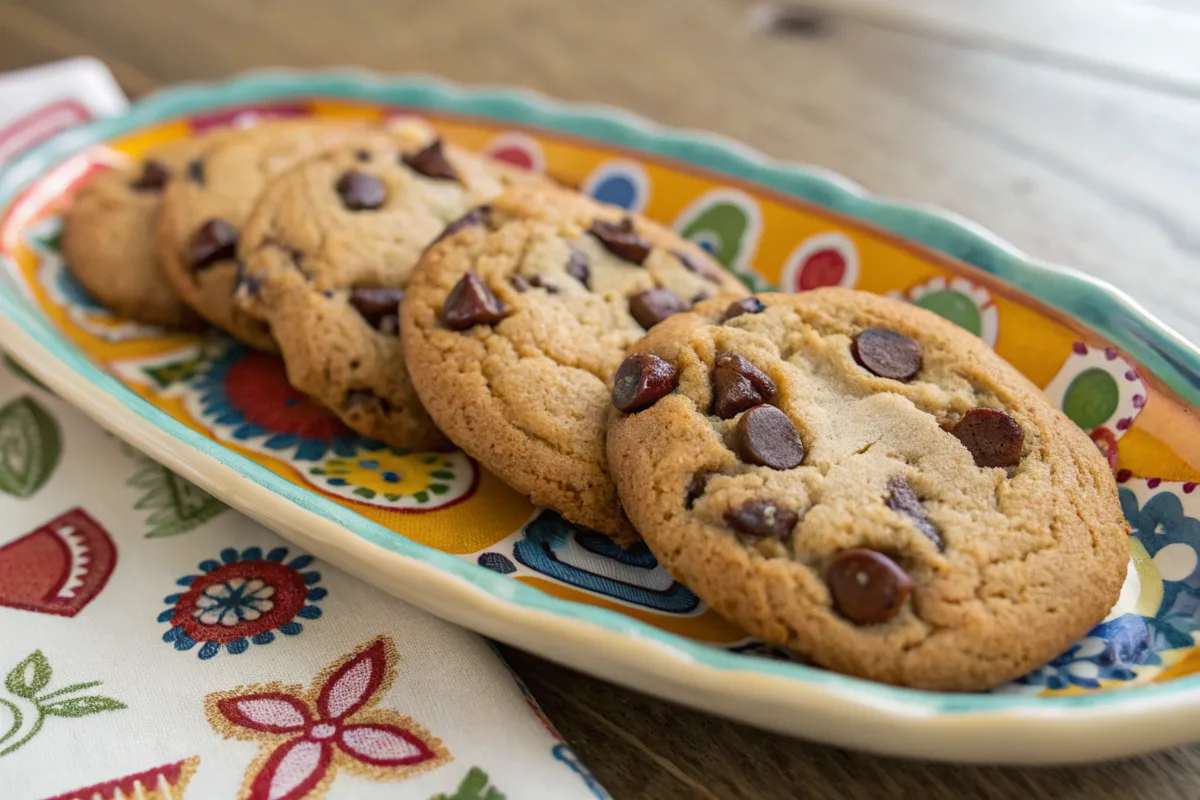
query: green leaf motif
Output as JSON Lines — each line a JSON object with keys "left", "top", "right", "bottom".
{"left": 128, "top": 460, "right": 226, "bottom": 538}
{"left": 430, "top": 767, "right": 505, "bottom": 800}
{"left": 40, "top": 695, "right": 126, "bottom": 717}
{"left": 0, "top": 396, "right": 61, "bottom": 498}
{"left": 5, "top": 651, "right": 50, "bottom": 699}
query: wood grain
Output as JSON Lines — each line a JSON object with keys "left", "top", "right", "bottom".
{"left": 1, "top": 1, "right": 1198, "bottom": 796}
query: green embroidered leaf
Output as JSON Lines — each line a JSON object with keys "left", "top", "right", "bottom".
{"left": 40, "top": 695, "right": 125, "bottom": 717}
{"left": 430, "top": 767, "right": 505, "bottom": 800}
{"left": 5, "top": 651, "right": 51, "bottom": 699}
{"left": 3, "top": 356, "right": 49, "bottom": 392}
{"left": 128, "top": 460, "right": 226, "bottom": 538}
{"left": 0, "top": 396, "right": 61, "bottom": 497}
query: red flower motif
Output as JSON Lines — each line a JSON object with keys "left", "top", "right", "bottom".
{"left": 206, "top": 638, "right": 449, "bottom": 800}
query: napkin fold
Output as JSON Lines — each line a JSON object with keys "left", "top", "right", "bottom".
{"left": 0, "top": 59, "right": 608, "bottom": 800}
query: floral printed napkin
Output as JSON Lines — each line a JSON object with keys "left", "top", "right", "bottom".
{"left": 0, "top": 60, "right": 608, "bottom": 800}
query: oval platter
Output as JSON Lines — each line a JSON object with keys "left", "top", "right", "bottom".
{"left": 1, "top": 70, "right": 1199, "bottom": 764}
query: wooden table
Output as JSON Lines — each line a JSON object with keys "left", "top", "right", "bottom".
{"left": 2, "top": 0, "right": 1198, "bottom": 796}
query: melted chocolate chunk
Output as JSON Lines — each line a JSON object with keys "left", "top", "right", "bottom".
{"left": 401, "top": 139, "right": 459, "bottom": 181}
{"left": 826, "top": 549, "right": 913, "bottom": 626}
{"left": 629, "top": 288, "right": 687, "bottom": 329}
{"left": 886, "top": 477, "right": 942, "bottom": 550}
{"left": 612, "top": 353, "right": 679, "bottom": 413}
{"left": 442, "top": 272, "right": 508, "bottom": 330}
{"left": 947, "top": 408, "right": 1024, "bottom": 468}
{"left": 335, "top": 170, "right": 386, "bottom": 211}
{"left": 725, "top": 499, "right": 798, "bottom": 539}
{"left": 349, "top": 288, "right": 404, "bottom": 331}
{"left": 588, "top": 218, "right": 651, "bottom": 265}
{"left": 723, "top": 296, "right": 766, "bottom": 321}
{"left": 733, "top": 405, "right": 805, "bottom": 470}
{"left": 566, "top": 245, "right": 590, "bottom": 289}
{"left": 188, "top": 219, "right": 238, "bottom": 271}
{"left": 852, "top": 328, "right": 922, "bottom": 381}
{"left": 130, "top": 160, "right": 171, "bottom": 192}
{"left": 711, "top": 353, "right": 776, "bottom": 420}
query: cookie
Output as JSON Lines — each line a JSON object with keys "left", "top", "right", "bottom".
{"left": 157, "top": 119, "right": 390, "bottom": 349}
{"left": 235, "top": 126, "right": 542, "bottom": 450}
{"left": 63, "top": 137, "right": 219, "bottom": 328}
{"left": 401, "top": 186, "right": 751, "bottom": 542}
{"left": 606, "top": 288, "right": 1128, "bottom": 690}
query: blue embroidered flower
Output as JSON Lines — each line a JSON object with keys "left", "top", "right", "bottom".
{"left": 159, "top": 546, "right": 326, "bottom": 660}
{"left": 190, "top": 344, "right": 374, "bottom": 461}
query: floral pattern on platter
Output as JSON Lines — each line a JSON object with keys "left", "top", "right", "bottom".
{"left": 29, "top": 216, "right": 161, "bottom": 342}
{"left": 780, "top": 232, "right": 860, "bottom": 292}
{"left": 888, "top": 275, "right": 999, "bottom": 347}
{"left": 671, "top": 188, "right": 763, "bottom": 277}
{"left": 172, "top": 341, "right": 479, "bottom": 511}
{"left": 580, "top": 159, "right": 650, "bottom": 212}
{"left": 205, "top": 637, "right": 449, "bottom": 800}
{"left": 1042, "top": 342, "right": 1147, "bottom": 472}
{"left": 482, "top": 131, "right": 546, "bottom": 174}
{"left": 159, "top": 546, "right": 326, "bottom": 660}
{"left": 1003, "top": 478, "right": 1200, "bottom": 693}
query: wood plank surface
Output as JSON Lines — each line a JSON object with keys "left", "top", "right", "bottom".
{"left": 1, "top": 0, "right": 1198, "bottom": 796}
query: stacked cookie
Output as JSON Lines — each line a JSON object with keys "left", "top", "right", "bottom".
{"left": 64, "top": 118, "right": 1129, "bottom": 691}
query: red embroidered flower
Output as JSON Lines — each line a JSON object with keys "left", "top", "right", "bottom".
{"left": 206, "top": 638, "right": 449, "bottom": 800}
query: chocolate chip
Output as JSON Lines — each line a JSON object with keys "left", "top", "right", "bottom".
{"left": 349, "top": 288, "right": 404, "bottom": 330}
{"left": 442, "top": 272, "right": 508, "bottom": 330}
{"left": 723, "top": 296, "right": 765, "bottom": 321}
{"left": 186, "top": 158, "right": 204, "bottom": 185}
{"left": 673, "top": 249, "right": 725, "bottom": 284}
{"left": 734, "top": 405, "right": 804, "bottom": 470}
{"left": 711, "top": 353, "right": 776, "bottom": 420}
{"left": 566, "top": 245, "right": 590, "bottom": 289}
{"left": 355, "top": 149, "right": 372, "bottom": 162}
{"left": 685, "top": 473, "right": 709, "bottom": 509}
{"left": 947, "top": 408, "right": 1024, "bottom": 468}
{"left": 629, "top": 288, "right": 687, "bottom": 329}
{"left": 691, "top": 290, "right": 711, "bottom": 304}
{"left": 510, "top": 275, "right": 530, "bottom": 292}
{"left": 827, "top": 549, "right": 913, "bottom": 625}
{"left": 402, "top": 139, "right": 458, "bottom": 181}
{"left": 886, "top": 477, "right": 942, "bottom": 550}
{"left": 852, "top": 328, "right": 922, "bottom": 381}
{"left": 528, "top": 275, "right": 558, "bottom": 294}
{"left": 344, "top": 389, "right": 391, "bottom": 412}
{"left": 612, "top": 353, "right": 678, "bottom": 413}
{"left": 432, "top": 205, "right": 491, "bottom": 247}
{"left": 188, "top": 218, "right": 238, "bottom": 271}
{"left": 130, "top": 159, "right": 171, "bottom": 192}
{"left": 588, "top": 218, "right": 651, "bottom": 265}
{"left": 336, "top": 170, "right": 386, "bottom": 211}
{"left": 233, "top": 260, "right": 262, "bottom": 298}
{"left": 725, "top": 499, "right": 798, "bottom": 539}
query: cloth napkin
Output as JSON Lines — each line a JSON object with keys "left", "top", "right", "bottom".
{"left": 0, "top": 60, "right": 609, "bottom": 800}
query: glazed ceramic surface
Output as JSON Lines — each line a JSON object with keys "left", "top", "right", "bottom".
{"left": 1, "top": 71, "right": 1199, "bottom": 763}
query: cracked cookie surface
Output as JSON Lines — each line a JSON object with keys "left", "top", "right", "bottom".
{"left": 64, "top": 136, "right": 221, "bottom": 328}
{"left": 400, "top": 186, "right": 750, "bottom": 542}
{"left": 235, "top": 124, "right": 543, "bottom": 450}
{"left": 157, "top": 119, "right": 391, "bottom": 349}
{"left": 606, "top": 288, "right": 1129, "bottom": 690}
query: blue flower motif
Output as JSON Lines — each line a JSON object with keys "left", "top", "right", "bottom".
{"left": 1016, "top": 487, "right": 1200, "bottom": 690}
{"left": 159, "top": 545, "right": 326, "bottom": 660}
{"left": 191, "top": 343, "right": 373, "bottom": 462}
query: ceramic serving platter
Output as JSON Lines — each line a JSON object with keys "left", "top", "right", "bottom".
{"left": 1, "top": 70, "right": 1199, "bottom": 764}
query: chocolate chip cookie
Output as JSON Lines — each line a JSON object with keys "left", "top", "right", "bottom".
{"left": 235, "top": 126, "right": 541, "bottom": 450}
{"left": 401, "top": 186, "right": 750, "bottom": 542}
{"left": 157, "top": 119, "right": 390, "bottom": 349}
{"left": 63, "top": 137, "right": 222, "bottom": 328}
{"left": 606, "top": 288, "right": 1128, "bottom": 689}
